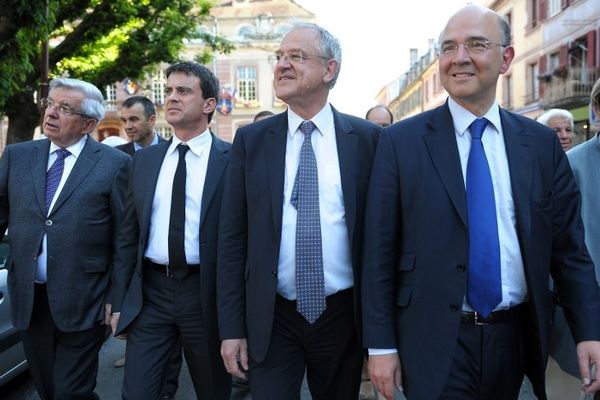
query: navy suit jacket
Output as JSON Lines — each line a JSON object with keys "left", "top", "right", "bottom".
{"left": 361, "top": 103, "right": 600, "bottom": 400}
{"left": 0, "top": 138, "right": 131, "bottom": 331}
{"left": 115, "top": 134, "right": 166, "bottom": 157}
{"left": 217, "top": 107, "right": 381, "bottom": 363}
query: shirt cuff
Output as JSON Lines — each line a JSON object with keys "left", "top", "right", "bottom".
{"left": 368, "top": 348, "right": 397, "bottom": 356}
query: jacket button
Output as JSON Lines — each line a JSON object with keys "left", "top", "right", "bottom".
{"left": 457, "top": 264, "right": 466, "bottom": 272}
{"left": 45, "top": 220, "right": 53, "bottom": 226}
{"left": 271, "top": 271, "right": 277, "bottom": 277}
{"left": 449, "top": 304, "right": 459, "bottom": 311}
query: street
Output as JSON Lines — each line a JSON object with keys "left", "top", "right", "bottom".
{"left": 3, "top": 335, "right": 538, "bottom": 399}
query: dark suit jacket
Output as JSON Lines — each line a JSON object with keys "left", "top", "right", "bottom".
{"left": 112, "top": 135, "right": 230, "bottom": 364}
{"left": 217, "top": 108, "right": 381, "bottom": 363}
{"left": 361, "top": 103, "right": 600, "bottom": 400}
{"left": 0, "top": 137, "right": 131, "bottom": 332}
{"left": 116, "top": 134, "right": 166, "bottom": 157}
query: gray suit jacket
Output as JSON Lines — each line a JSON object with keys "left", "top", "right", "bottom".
{"left": 0, "top": 137, "right": 131, "bottom": 332}
{"left": 551, "top": 133, "right": 600, "bottom": 377}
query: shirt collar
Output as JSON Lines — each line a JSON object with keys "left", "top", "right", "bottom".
{"left": 49, "top": 135, "right": 87, "bottom": 158}
{"left": 448, "top": 97, "right": 502, "bottom": 137}
{"left": 287, "top": 103, "right": 332, "bottom": 138}
{"left": 169, "top": 129, "right": 212, "bottom": 157}
{"left": 133, "top": 132, "right": 159, "bottom": 152}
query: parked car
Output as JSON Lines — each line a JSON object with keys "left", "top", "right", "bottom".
{"left": 0, "top": 236, "right": 27, "bottom": 386}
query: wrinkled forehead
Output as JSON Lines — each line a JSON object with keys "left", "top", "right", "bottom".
{"left": 440, "top": 8, "right": 503, "bottom": 43}
{"left": 279, "top": 28, "right": 320, "bottom": 52}
{"left": 48, "top": 86, "right": 85, "bottom": 104}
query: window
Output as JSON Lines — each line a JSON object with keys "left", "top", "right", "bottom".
{"left": 105, "top": 84, "right": 117, "bottom": 102}
{"left": 236, "top": 66, "right": 257, "bottom": 104}
{"left": 156, "top": 125, "right": 173, "bottom": 138}
{"left": 548, "top": 0, "right": 561, "bottom": 17}
{"left": 151, "top": 69, "right": 167, "bottom": 105}
{"left": 549, "top": 52, "right": 560, "bottom": 72}
{"left": 528, "top": 63, "right": 539, "bottom": 101}
{"left": 530, "top": 0, "right": 538, "bottom": 28}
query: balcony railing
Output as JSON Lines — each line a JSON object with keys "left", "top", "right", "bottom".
{"left": 541, "top": 67, "right": 600, "bottom": 108}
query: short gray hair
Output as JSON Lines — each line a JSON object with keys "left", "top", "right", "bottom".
{"left": 290, "top": 22, "right": 342, "bottom": 88}
{"left": 48, "top": 77, "right": 105, "bottom": 122}
{"left": 536, "top": 108, "right": 574, "bottom": 128}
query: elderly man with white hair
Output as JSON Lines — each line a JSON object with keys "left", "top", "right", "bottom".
{"left": 537, "top": 108, "right": 575, "bottom": 151}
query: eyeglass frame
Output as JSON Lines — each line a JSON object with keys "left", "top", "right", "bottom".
{"left": 39, "top": 97, "right": 90, "bottom": 118}
{"left": 436, "top": 39, "right": 509, "bottom": 57}
{"left": 268, "top": 50, "right": 330, "bottom": 65}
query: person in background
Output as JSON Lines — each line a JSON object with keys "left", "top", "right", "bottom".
{"left": 365, "top": 105, "right": 393, "bottom": 127}
{"left": 111, "top": 62, "right": 231, "bottom": 400}
{"left": 545, "top": 79, "right": 600, "bottom": 400}
{"left": 252, "top": 110, "right": 275, "bottom": 123}
{"left": 362, "top": 5, "right": 600, "bottom": 400}
{"left": 0, "top": 77, "right": 131, "bottom": 399}
{"left": 117, "top": 95, "right": 166, "bottom": 156}
{"left": 218, "top": 22, "right": 381, "bottom": 399}
{"left": 101, "top": 135, "right": 128, "bottom": 147}
{"left": 536, "top": 108, "right": 575, "bottom": 151}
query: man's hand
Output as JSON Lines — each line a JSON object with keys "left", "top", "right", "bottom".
{"left": 577, "top": 340, "right": 600, "bottom": 394}
{"left": 368, "top": 353, "right": 403, "bottom": 400}
{"left": 221, "top": 338, "right": 249, "bottom": 380}
{"left": 104, "top": 303, "right": 112, "bottom": 325}
{"left": 110, "top": 313, "right": 126, "bottom": 340}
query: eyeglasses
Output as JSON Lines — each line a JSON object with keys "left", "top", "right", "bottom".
{"left": 268, "top": 51, "right": 329, "bottom": 65}
{"left": 437, "top": 40, "right": 508, "bottom": 57}
{"left": 40, "top": 98, "right": 88, "bottom": 118}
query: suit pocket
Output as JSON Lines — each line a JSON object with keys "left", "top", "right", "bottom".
{"left": 397, "top": 253, "right": 415, "bottom": 272}
{"left": 83, "top": 257, "right": 108, "bottom": 273}
{"left": 396, "top": 286, "right": 413, "bottom": 307}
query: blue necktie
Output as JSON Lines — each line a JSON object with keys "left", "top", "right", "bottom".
{"left": 291, "top": 120, "right": 326, "bottom": 324}
{"left": 466, "top": 118, "right": 502, "bottom": 318}
{"left": 45, "top": 148, "right": 70, "bottom": 213}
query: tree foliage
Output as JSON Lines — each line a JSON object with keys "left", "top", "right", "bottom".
{"left": 0, "top": 0, "right": 232, "bottom": 143}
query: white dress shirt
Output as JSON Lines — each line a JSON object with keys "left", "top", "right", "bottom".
{"left": 36, "top": 135, "right": 88, "bottom": 283}
{"left": 277, "top": 104, "right": 353, "bottom": 300}
{"left": 145, "top": 130, "right": 212, "bottom": 265}
{"left": 448, "top": 97, "right": 527, "bottom": 310}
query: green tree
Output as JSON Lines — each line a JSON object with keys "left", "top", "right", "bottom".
{"left": 0, "top": 0, "right": 233, "bottom": 144}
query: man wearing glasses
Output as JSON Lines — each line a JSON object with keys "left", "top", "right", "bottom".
{"left": 0, "top": 77, "right": 131, "bottom": 399}
{"left": 362, "top": 5, "right": 600, "bottom": 400}
{"left": 218, "top": 22, "right": 381, "bottom": 399}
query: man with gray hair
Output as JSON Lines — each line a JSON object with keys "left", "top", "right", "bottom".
{"left": 218, "top": 22, "right": 381, "bottom": 399}
{"left": 545, "top": 80, "right": 600, "bottom": 400}
{"left": 537, "top": 108, "right": 575, "bottom": 151}
{"left": 0, "top": 77, "right": 131, "bottom": 399}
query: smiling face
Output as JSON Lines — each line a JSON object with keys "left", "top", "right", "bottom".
{"left": 438, "top": 6, "right": 514, "bottom": 115}
{"left": 43, "top": 87, "right": 96, "bottom": 147}
{"left": 273, "top": 27, "right": 337, "bottom": 117}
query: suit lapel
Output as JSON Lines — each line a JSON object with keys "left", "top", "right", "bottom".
{"left": 199, "top": 135, "right": 228, "bottom": 227}
{"left": 423, "top": 104, "right": 468, "bottom": 226}
{"left": 500, "top": 109, "right": 533, "bottom": 238}
{"left": 50, "top": 137, "right": 101, "bottom": 215}
{"left": 141, "top": 141, "right": 170, "bottom": 231}
{"left": 31, "top": 139, "right": 51, "bottom": 215}
{"left": 264, "top": 113, "right": 288, "bottom": 239}
{"left": 332, "top": 108, "right": 358, "bottom": 243}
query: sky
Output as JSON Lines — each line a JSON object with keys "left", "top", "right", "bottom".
{"left": 294, "top": 0, "right": 476, "bottom": 117}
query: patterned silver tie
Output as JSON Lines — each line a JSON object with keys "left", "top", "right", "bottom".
{"left": 291, "top": 120, "right": 326, "bottom": 324}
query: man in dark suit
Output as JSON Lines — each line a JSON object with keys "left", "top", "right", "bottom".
{"left": 111, "top": 61, "right": 230, "bottom": 400}
{"left": 117, "top": 95, "right": 166, "bottom": 156}
{"left": 362, "top": 5, "right": 600, "bottom": 400}
{"left": 218, "top": 22, "right": 381, "bottom": 399}
{"left": 114, "top": 95, "right": 181, "bottom": 400}
{"left": 0, "top": 77, "right": 131, "bottom": 399}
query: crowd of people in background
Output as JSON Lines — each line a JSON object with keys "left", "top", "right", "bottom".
{"left": 1, "top": 4, "right": 600, "bottom": 400}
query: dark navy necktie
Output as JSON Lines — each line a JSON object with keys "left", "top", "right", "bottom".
{"left": 169, "top": 144, "right": 189, "bottom": 281}
{"left": 466, "top": 118, "right": 502, "bottom": 318}
{"left": 291, "top": 120, "right": 326, "bottom": 324}
{"left": 45, "top": 148, "right": 70, "bottom": 213}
